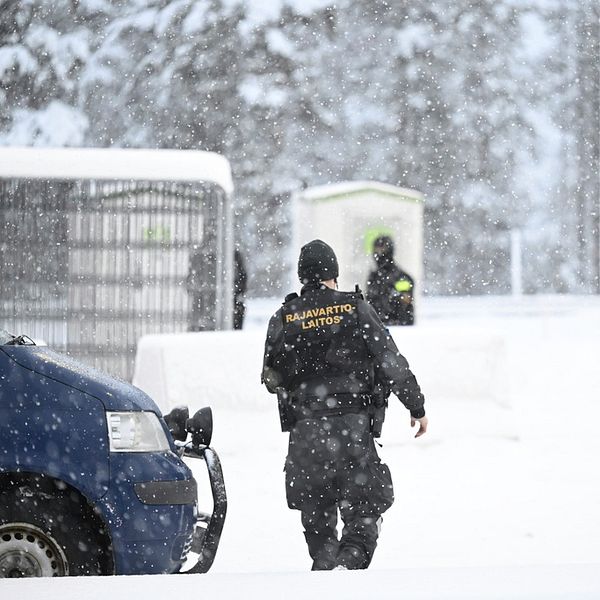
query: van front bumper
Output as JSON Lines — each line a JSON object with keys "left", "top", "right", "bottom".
{"left": 100, "top": 447, "right": 226, "bottom": 575}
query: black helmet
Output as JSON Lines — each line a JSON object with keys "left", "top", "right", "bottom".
{"left": 297, "top": 239, "right": 339, "bottom": 284}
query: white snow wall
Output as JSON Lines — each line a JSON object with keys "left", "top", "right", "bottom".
{"left": 133, "top": 326, "right": 510, "bottom": 417}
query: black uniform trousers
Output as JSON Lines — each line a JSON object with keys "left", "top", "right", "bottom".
{"left": 285, "top": 412, "right": 394, "bottom": 570}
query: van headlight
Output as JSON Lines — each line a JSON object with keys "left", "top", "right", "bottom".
{"left": 107, "top": 411, "right": 171, "bottom": 452}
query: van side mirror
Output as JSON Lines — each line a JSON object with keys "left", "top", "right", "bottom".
{"left": 186, "top": 407, "right": 213, "bottom": 448}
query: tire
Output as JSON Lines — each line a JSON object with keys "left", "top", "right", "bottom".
{"left": 0, "top": 477, "right": 110, "bottom": 577}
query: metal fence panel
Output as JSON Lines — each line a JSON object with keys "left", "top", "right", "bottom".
{"left": 0, "top": 178, "right": 231, "bottom": 381}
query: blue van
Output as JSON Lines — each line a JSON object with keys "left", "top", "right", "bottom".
{"left": 0, "top": 329, "right": 226, "bottom": 577}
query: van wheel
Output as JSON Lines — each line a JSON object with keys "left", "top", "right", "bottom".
{"left": 0, "top": 523, "right": 69, "bottom": 577}
{"left": 0, "top": 481, "right": 107, "bottom": 577}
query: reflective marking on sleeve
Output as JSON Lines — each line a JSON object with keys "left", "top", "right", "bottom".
{"left": 394, "top": 279, "right": 412, "bottom": 292}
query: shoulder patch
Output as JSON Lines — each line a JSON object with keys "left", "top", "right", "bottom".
{"left": 394, "top": 279, "right": 413, "bottom": 293}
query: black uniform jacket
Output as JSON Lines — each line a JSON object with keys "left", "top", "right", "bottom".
{"left": 262, "top": 283, "right": 425, "bottom": 419}
{"left": 366, "top": 258, "right": 415, "bottom": 326}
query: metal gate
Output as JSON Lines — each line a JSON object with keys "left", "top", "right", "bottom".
{"left": 0, "top": 148, "right": 233, "bottom": 381}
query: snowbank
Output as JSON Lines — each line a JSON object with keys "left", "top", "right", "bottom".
{"left": 133, "top": 315, "right": 515, "bottom": 443}
{"left": 133, "top": 330, "right": 268, "bottom": 412}
{"left": 132, "top": 324, "right": 510, "bottom": 412}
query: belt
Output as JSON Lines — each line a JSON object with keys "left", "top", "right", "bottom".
{"left": 292, "top": 392, "right": 369, "bottom": 419}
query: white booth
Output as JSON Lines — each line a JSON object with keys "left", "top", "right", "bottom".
{"left": 292, "top": 181, "right": 424, "bottom": 302}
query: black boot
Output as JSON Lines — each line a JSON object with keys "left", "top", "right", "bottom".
{"left": 304, "top": 533, "right": 339, "bottom": 571}
{"left": 336, "top": 544, "right": 368, "bottom": 570}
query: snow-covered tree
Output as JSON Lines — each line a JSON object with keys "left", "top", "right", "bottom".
{"left": 82, "top": 0, "right": 246, "bottom": 150}
{"left": 0, "top": 0, "right": 111, "bottom": 145}
{"left": 3, "top": 0, "right": 597, "bottom": 297}
{"left": 516, "top": 0, "right": 600, "bottom": 293}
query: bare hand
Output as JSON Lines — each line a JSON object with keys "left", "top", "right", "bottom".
{"left": 411, "top": 416, "right": 428, "bottom": 438}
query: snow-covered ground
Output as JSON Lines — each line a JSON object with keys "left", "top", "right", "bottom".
{"left": 4, "top": 294, "right": 600, "bottom": 598}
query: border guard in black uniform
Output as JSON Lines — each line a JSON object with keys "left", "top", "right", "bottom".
{"left": 366, "top": 235, "right": 415, "bottom": 326}
{"left": 262, "top": 239, "right": 427, "bottom": 570}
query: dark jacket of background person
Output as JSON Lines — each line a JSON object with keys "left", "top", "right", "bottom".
{"left": 366, "top": 236, "right": 415, "bottom": 326}
{"left": 187, "top": 244, "right": 217, "bottom": 331}
{"left": 187, "top": 245, "right": 247, "bottom": 331}
{"left": 233, "top": 250, "right": 247, "bottom": 330}
{"left": 261, "top": 239, "right": 425, "bottom": 571}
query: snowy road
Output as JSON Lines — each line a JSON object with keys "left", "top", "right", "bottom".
{"left": 195, "top": 295, "right": 600, "bottom": 575}
{"left": 3, "top": 295, "right": 600, "bottom": 598}
{"left": 3, "top": 564, "right": 599, "bottom": 599}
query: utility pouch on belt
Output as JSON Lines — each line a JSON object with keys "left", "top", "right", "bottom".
{"left": 277, "top": 387, "right": 296, "bottom": 432}
{"left": 369, "top": 384, "right": 390, "bottom": 438}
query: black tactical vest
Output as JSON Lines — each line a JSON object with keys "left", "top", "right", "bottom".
{"left": 279, "top": 285, "right": 372, "bottom": 395}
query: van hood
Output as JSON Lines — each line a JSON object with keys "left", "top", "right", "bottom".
{"left": 1, "top": 346, "right": 161, "bottom": 413}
